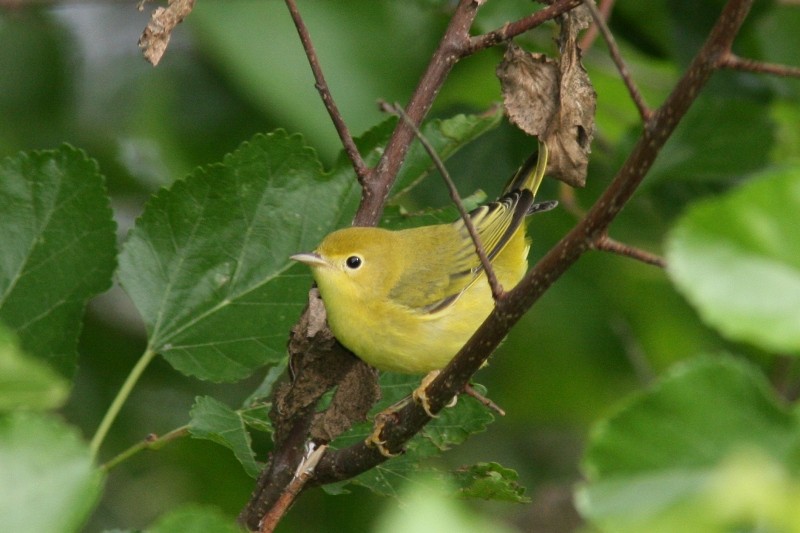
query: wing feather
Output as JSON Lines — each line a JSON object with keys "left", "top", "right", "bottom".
{"left": 388, "top": 189, "right": 534, "bottom": 314}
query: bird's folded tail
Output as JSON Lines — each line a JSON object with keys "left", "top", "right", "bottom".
{"left": 504, "top": 139, "right": 550, "bottom": 196}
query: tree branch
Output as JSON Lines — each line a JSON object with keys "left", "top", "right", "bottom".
{"left": 352, "top": 0, "right": 478, "bottom": 226}
{"left": 592, "top": 234, "right": 666, "bottom": 268}
{"left": 579, "top": 0, "right": 615, "bottom": 51}
{"left": 719, "top": 52, "right": 800, "bottom": 78}
{"left": 467, "top": 0, "right": 584, "bottom": 53}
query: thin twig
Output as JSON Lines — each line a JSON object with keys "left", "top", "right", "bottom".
{"left": 583, "top": 0, "right": 651, "bottom": 121}
{"left": 467, "top": 0, "right": 584, "bottom": 53}
{"left": 579, "top": 0, "right": 615, "bottom": 51}
{"left": 259, "top": 443, "right": 328, "bottom": 533}
{"left": 284, "top": 0, "right": 369, "bottom": 183}
{"left": 380, "top": 101, "right": 504, "bottom": 300}
{"left": 464, "top": 384, "right": 506, "bottom": 416}
{"left": 592, "top": 234, "right": 666, "bottom": 268}
{"left": 719, "top": 52, "right": 800, "bottom": 78}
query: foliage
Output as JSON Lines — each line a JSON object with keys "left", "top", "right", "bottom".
{"left": 1, "top": 1, "right": 799, "bottom": 532}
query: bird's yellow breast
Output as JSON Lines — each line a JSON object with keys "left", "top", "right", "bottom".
{"left": 311, "top": 225, "right": 529, "bottom": 373}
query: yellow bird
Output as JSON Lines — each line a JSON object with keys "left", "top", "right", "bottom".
{"left": 291, "top": 142, "right": 555, "bottom": 374}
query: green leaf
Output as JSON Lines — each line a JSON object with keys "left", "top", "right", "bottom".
{"left": 0, "top": 322, "right": 68, "bottom": 411}
{"left": 325, "top": 373, "right": 495, "bottom": 497}
{"left": 240, "top": 403, "right": 272, "bottom": 434}
{"left": 188, "top": 396, "right": 264, "bottom": 479}
{"left": 0, "top": 145, "right": 116, "bottom": 376}
{"left": 451, "top": 462, "right": 530, "bottom": 503}
{"left": 0, "top": 412, "right": 105, "bottom": 533}
{"left": 147, "top": 504, "right": 243, "bottom": 533}
{"left": 666, "top": 166, "right": 800, "bottom": 354}
{"left": 577, "top": 355, "right": 800, "bottom": 533}
{"left": 118, "top": 131, "right": 360, "bottom": 381}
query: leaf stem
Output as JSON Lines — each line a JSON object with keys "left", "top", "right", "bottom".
{"left": 100, "top": 425, "right": 189, "bottom": 472}
{"left": 90, "top": 347, "right": 158, "bottom": 460}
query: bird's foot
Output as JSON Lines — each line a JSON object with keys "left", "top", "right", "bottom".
{"left": 412, "top": 370, "right": 457, "bottom": 418}
{"left": 364, "top": 399, "right": 410, "bottom": 458}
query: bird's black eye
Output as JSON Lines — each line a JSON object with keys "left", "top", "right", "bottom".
{"left": 345, "top": 256, "right": 362, "bottom": 269}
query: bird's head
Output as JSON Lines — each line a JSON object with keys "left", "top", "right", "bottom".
{"left": 290, "top": 227, "right": 397, "bottom": 303}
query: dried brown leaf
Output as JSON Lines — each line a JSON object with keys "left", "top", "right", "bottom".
{"left": 497, "top": 5, "right": 596, "bottom": 188}
{"left": 497, "top": 44, "right": 560, "bottom": 137}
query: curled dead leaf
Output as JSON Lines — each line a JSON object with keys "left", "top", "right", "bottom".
{"left": 497, "top": 5, "right": 596, "bottom": 188}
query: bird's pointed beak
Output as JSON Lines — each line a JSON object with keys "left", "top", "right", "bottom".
{"left": 290, "top": 252, "right": 328, "bottom": 268}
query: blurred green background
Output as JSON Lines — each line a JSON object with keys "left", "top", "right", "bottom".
{"left": 1, "top": 0, "right": 798, "bottom": 531}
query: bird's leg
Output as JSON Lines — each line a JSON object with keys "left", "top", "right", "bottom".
{"left": 412, "top": 370, "right": 458, "bottom": 418}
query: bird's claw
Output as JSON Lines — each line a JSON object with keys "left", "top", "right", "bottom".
{"left": 412, "top": 370, "right": 457, "bottom": 418}
{"left": 365, "top": 411, "right": 403, "bottom": 458}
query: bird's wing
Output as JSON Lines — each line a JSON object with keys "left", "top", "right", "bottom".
{"left": 388, "top": 189, "right": 534, "bottom": 314}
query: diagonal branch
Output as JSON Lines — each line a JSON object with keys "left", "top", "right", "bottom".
{"left": 579, "top": 0, "right": 615, "bottom": 51}
{"left": 310, "top": 0, "right": 756, "bottom": 486}
{"left": 592, "top": 234, "right": 666, "bottom": 268}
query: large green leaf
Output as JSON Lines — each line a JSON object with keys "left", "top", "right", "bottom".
{"left": 0, "top": 412, "right": 105, "bottom": 533}
{"left": 666, "top": 166, "right": 800, "bottom": 354}
{"left": 0, "top": 146, "right": 116, "bottom": 376}
{"left": 118, "top": 131, "right": 360, "bottom": 381}
{"left": 577, "top": 356, "right": 800, "bottom": 533}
